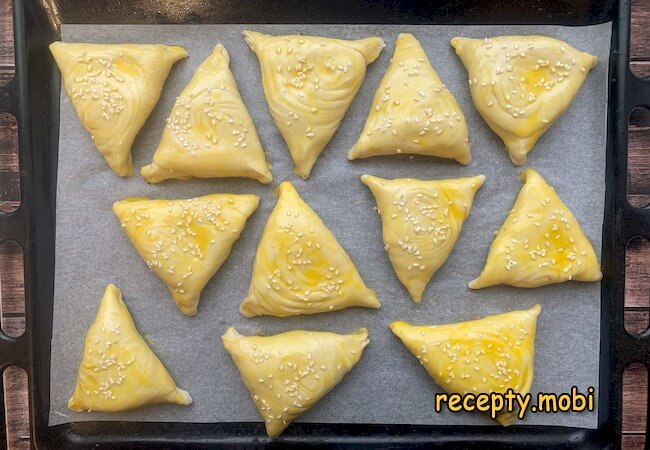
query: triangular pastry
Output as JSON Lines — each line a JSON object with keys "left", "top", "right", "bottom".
{"left": 349, "top": 33, "right": 471, "bottom": 164}
{"left": 451, "top": 35, "right": 597, "bottom": 165}
{"left": 222, "top": 327, "right": 369, "bottom": 437}
{"left": 470, "top": 169, "right": 601, "bottom": 289}
{"left": 391, "top": 304, "right": 540, "bottom": 425}
{"left": 50, "top": 42, "right": 188, "bottom": 176}
{"left": 68, "top": 284, "right": 192, "bottom": 412}
{"left": 244, "top": 31, "right": 385, "bottom": 178}
{"left": 240, "top": 181, "right": 379, "bottom": 317}
{"left": 141, "top": 44, "right": 273, "bottom": 184}
{"left": 113, "top": 193, "right": 259, "bottom": 316}
{"left": 362, "top": 174, "right": 485, "bottom": 302}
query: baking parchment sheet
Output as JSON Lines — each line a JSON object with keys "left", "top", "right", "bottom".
{"left": 49, "top": 23, "right": 610, "bottom": 428}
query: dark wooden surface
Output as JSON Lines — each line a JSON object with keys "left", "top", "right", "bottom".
{"left": 0, "top": 1, "right": 648, "bottom": 449}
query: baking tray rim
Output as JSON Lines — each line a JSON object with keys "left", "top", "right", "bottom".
{"left": 0, "top": 0, "right": 648, "bottom": 448}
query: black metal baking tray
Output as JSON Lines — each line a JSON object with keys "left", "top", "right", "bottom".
{"left": 0, "top": 0, "right": 648, "bottom": 448}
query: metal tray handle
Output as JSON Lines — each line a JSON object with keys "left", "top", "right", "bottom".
{"left": 627, "top": 71, "right": 650, "bottom": 243}
{"left": 617, "top": 0, "right": 650, "bottom": 440}
{"left": 0, "top": 0, "right": 30, "bottom": 378}
{"left": 627, "top": 73, "right": 650, "bottom": 440}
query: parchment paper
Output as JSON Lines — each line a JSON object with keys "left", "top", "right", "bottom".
{"left": 50, "top": 23, "right": 610, "bottom": 428}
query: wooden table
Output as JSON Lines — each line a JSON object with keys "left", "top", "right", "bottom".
{"left": 0, "top": 1, "right": 647, "bottom": 448}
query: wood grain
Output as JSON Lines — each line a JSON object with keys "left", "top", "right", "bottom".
{"left": 0, "top": 241, "right": 24, "bottom": 337}
{"left": 0, "top": 1, "right": 647, "bottom": 449}
{"left": 630, "top": 61, "right": 650, "bottom": 79}
{"left": 2, "top": 367, "right": 29, "bottom": 450}
{"left": 623, "top": 363, "right": 649, "bottom": 434}
{"left": 0, "top": 0, "right": 12, "bottom": 85}
{"left": 625, "top": 310, "right": 649, "bottom": 336}
{"left": 0, "top": 0, "right": 12, "bottom": 67}
{"left": 628, "top": 109, "right": 649, "bottom": 205}
{"left": 0, "top": 112, "right": 19, "bottom": 214}
{"left": 625, "top": 236, "right": 650, "bottom": 309}
{"left": 631, "top": 0, "right": 650, "bottom": 61}
{"left": 623, "top": 434, "right": 647, "bottom": 450}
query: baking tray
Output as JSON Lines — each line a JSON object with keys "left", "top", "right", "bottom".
{"left": 0, "top": 0, "right": 648, "bottom": 448}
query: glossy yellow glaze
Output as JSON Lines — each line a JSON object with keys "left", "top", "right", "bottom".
{"left": 349, "top": 33, "right": 470, "bottom": 163}
{"left": 240, "top": 181, "right": 379, "bottom": 317}
{"left": 49, "top": 42, "right": 188, "bottom": 176}
{"left": 223, "top": 327, "right": 369, "bottom": 438}
{"left": 451, "top": 35, "right": 596, "bottom": 165}
{"left": 362, "top": 174, "right": 484, "bottom": 302}
{"left": 470, "top": 169, "right": 601, "bottom": 289}
{"left": 391, "top": 304, "right": 540, "bottom": 426}
{"left": 244, "top": 30, "right": 384, "bottom": 178}
{"left": 113, "top": 194, "right": 259, "bottom": 316}
{"left": 141, "top": 44, "right": 272, "bottom": 184}
{"left": 68, "top": 284, "right": 191, "bottom": 412}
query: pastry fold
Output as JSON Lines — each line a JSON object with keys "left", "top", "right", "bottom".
{"left": 349, "top": 33, "right": 470, "bottom": 164}
{"left": 141, "top": 44, "right": 272, "bottom": 184}
{"left": 223, "top": 327, "right": 369, "bottom": 437}
{"left": 451, "top": 35, "right": 597, "bottom": 165}
{"left": 240, "top": 181, "right": 379, "bottom": 317}
{"left": 470, "top": 169, "right": 601, "bottom": 289}
{"left": 391, "top": 304, "right": 540, "bottom": 425}
{"left": 50, "top": 42, "right": 188, "bottom": 176}
{"left": 244, "top": 30, "right": 385, "bottom": 178}
{"left": 362, "top": 174, "right": 484, "bottom": 302}
{"left": 68, "top": 284, "right": 192, "bottom": 412}
{"left": 113, "top": 193, "right": 259, "bottom": 316}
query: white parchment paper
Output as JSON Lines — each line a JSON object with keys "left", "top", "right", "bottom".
{"left": 49, "top": 23, "right": 610, "bottom": 428}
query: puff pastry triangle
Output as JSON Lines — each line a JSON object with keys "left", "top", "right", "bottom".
{"left": 349, "top": 33, "right": 471, "bottom": 163}
{"left": 451, "top": 35, "right": 597, "bottom": 165}
{"left": 50, "top": 42, "right": 188, "bottom": 176}
{"left": 141, "top": 44, "right": 272, "bottom": 184}
{"left": 68, "top": 284, "right": 192, "bottom": 412}
{"left": 391, "top": 304, "right": 540, "bottom": 426}
{"left": 222, "top": 327, "right": 369, "bottom": 437}
{"left": 113, "top": 193, "right": 259, "bottom": 316}
{"left": 244, "top": 31, "right": 385, "bottom": 178}
{"left": 470, "top": 169, "right": 601, "bottom": 289}
{"left": 240, "top": 181, "right": 379, "bottom": 317}
{"left": 362, "top": 174, "right": 484, "bottom": 302}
